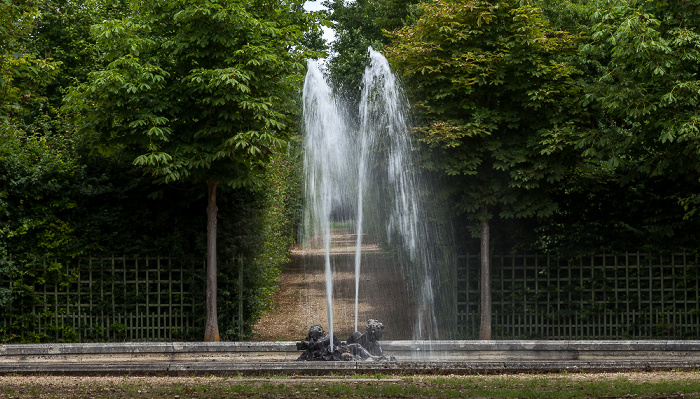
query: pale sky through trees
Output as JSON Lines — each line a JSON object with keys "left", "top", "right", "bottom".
{"left": 304, "top": 0, "right": 335, "bottom": 44}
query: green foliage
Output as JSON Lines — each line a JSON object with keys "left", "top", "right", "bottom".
{"left": 65, "top": 0, "right": 319, "bottom": 188}
{"left": 27, "top": 0, "right": 131, "bottom": 106}
{"left": 534, "top": 179, "right": 700, "bottom": 256}
{"left": 216, "top": 147, "right": 303, "bottom": 340}
{"left": 2, "top": 0, "right": 700, "bottom": 341}
{"left": 536, "top": 0, "right": 591, "bottom": 32}
{"left": 0, "top": 142, "right": 301, "bottom": 342}
{"left": 0, "top": 104, "right": 299, "bottom": 342}
{"left": 324, "top": 0, "right": 421, "bottom": 108}
{"left": 0, "top": 0, "right": 61, "bottom": 124}
{"left": 325, "top": 0, "right": 700, "bottom": 255}
{"left": 386, "top": 0, "right": 587, "bottom": 229}
{"left": 0, "top": 130, "right": 302, "bottom": 341}
{"left": 54, "top": 0, "right": 318, "bottom": 340}
{"left": 248, "top": 151, "right": 301, "bottom": 309}
{"left": 0, "top": 126, "right": 78, "bottom": 342}
{"left": 580, "top": 0, "right": 700, "bottom": 184}
{"left": 0, "top": 127, "right": 79, "bottom": 258}
{"left": 528, "top": 0, "right": 700, "bottom": 253}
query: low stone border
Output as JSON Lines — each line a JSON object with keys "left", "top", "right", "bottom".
{"left": 0, "top": 341, "right": 698, "bottom": 375}
{"left": 0, "top": 360, "right": 699, "bottom": 376}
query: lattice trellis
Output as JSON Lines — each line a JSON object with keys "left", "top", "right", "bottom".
{"left": 456, "top": 253, "right": 700, "bottom": 339}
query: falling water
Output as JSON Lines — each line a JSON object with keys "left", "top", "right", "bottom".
{"left": 302, "top": 48, "right": 441, "bottom": 347}
{"left": 302, "top": 60, "right": 354, "bottom": 350}
{"left": 357, "top": 48, "right": 439, "bottom": 342}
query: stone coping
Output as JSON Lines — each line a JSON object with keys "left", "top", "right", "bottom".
{"left": 1, "top": 341, "right": 699, "bottom": 375}
{"left": 385, "top": 340, "right": 700, "bottom": 351}
{"left": 0, "top": 360, "right": 699, "bottom": 376}
{"left": 2, "top": 340, "right": 700, "bottom": 356}
{"left": 0, "top": 341, "right": 297, "bottom": 356}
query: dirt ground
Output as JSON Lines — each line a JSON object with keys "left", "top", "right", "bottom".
{"left": 1, "top": 372, "right": 699, "bottom": 398}
{"left": 253, "top": 228, "right": 416, "bottom": 341}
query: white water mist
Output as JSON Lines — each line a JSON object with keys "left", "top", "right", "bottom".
{"left": 357, "top": 48, "right": 439, "bottom": 342}
{"left": 302, "top": 60, "right": 354, "bottom": 350}
{"left": 302, "top": 49, "right": 441, "bottom": 346}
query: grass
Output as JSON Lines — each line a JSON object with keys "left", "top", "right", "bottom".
{"left": 1, "top": 372, "right": 699, "bottom": 398}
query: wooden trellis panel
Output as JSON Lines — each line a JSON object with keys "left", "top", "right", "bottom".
{"left": 2, "top": 256, "right": 204, "bottom": 341}
{"left": 456, "top": 253, "right": 700, "bottom": 339}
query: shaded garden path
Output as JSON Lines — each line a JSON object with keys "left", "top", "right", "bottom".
{"left": 253, "top": 228, "right": 416, "bottom": 341}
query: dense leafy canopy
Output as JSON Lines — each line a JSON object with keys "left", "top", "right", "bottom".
{"left": 0, "top": 1, "right": 60, "bottom": 125}
{"left": 386, "top": 0, "right": 586, "bottom": 227}
{"left": 28, "top": 0, "right": 131, "bottom": 106}
{"left": 536, "top": 0, "right": 590, "bottom": 32}
{"left": 66, "top": 0, "right": 317, "bottom": 188}
{"left": 385, "top": 0, "right": 591, "bottom": 339}
{"left": 323, "top": 0, "right": 421, "bottom": 108}
{"left": 580, "top": 0, "right": 700, "bottom": 215}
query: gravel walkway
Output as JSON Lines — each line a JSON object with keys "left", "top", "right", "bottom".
{"left": 253, "top": 228, "right": 415, "bottom": 342}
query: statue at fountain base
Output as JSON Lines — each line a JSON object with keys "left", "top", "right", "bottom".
{"left": 296, "top": 319, "right": 395, "bottom": 361}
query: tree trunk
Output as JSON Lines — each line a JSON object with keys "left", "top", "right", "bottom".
{"left": 479, "top": 206, "right": 491, "bottom": 340}
{"left": 204, "top": 180, "right": 220, "bottom": 342}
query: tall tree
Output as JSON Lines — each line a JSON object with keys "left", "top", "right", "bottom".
{"left": 66, "top": 0, "right": 319, "bottom": 341}
{"left": 386, "top": 0, "right": 586, "bottom": 338}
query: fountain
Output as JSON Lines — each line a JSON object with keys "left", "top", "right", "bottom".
{"left": 0, "top": 54, "right": 695, "bottom": 376}
{"left": 296, "top": 319, "right": 395, "bottom": 361}
{"left": 301, "top": 48, "right": 442, "bottom": 356}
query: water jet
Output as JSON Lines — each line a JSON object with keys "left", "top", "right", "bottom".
{"left": 301, "top": 48, "right": 442, "bottom": 347}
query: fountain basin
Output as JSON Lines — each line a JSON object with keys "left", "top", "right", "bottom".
{"left": 0, "top": 340, "right": 699, "bottom": 375}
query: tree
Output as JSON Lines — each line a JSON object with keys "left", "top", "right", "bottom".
{"left": 386, "top": 0, "right": 586, "bottom": 338}
{"left": 66, "top": 0, "right": 319, "bottom": 341}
